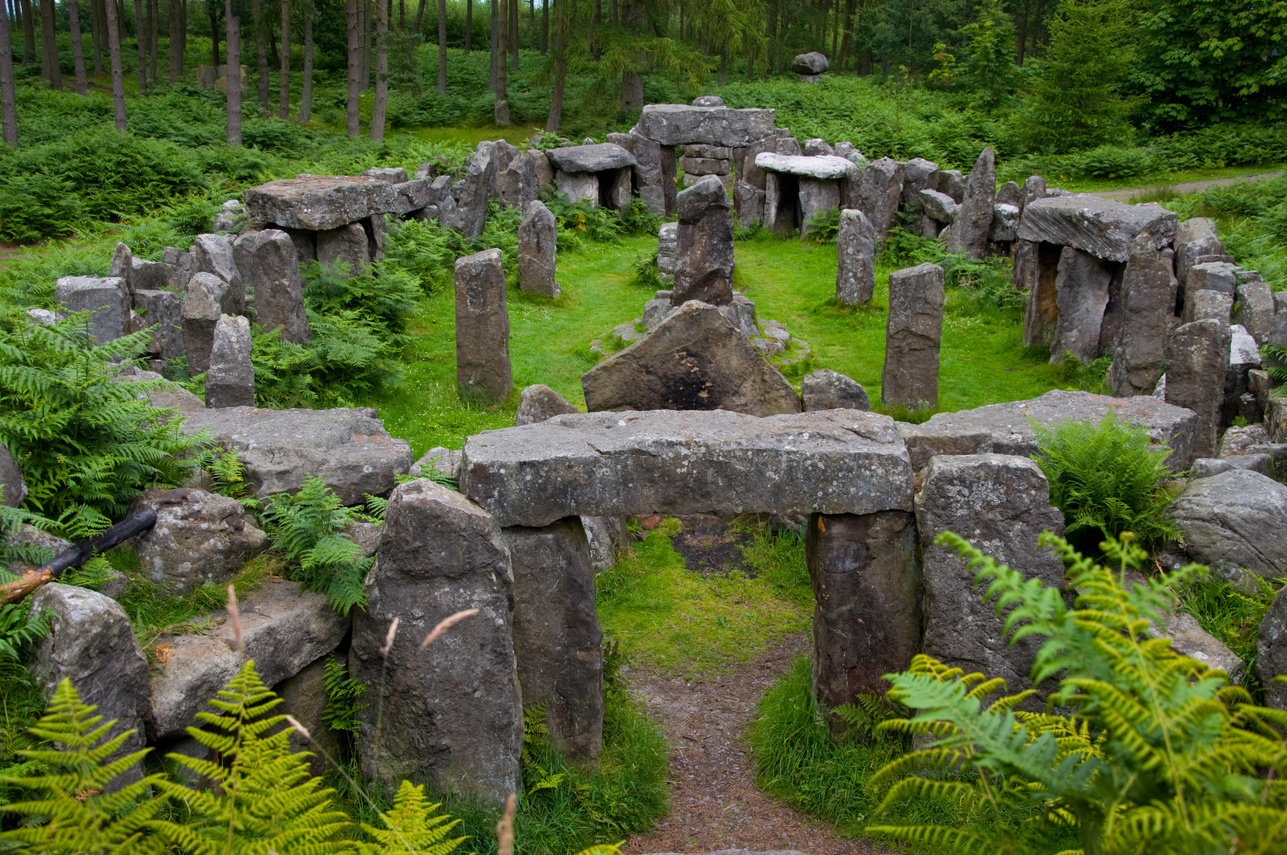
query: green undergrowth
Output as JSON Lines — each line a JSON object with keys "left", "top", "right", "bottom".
{"left": 1178, "top": 573, "right": 1284, "bottom": 697}
{"left": 595, "top": 518, "right": 811, "bottom": 677}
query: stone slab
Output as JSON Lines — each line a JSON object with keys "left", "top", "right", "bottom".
{"left": 1017, "top": 195, "right": 1179, "bottom": 262}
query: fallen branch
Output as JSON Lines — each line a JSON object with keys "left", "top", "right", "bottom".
{"left": 0, "top": 509, "right": 157, "bottom": 605}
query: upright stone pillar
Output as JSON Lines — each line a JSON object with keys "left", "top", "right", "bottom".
{"left": 1108, "top": 234, "right": 1177, "bottom": 397}
{"left": 807, "top": 511, "right": 920, "bottom": 717}
{"left": 55, "top": 276, "right": 129, "bottom": 345}
{"left": 857, "top": 157, "right": 903, "bottom": 244}
{"left": 672, "top": 175, "right": 735, "bottom": 306}
{"left": 836, "top": 209, "right": 876, "bottom": 307}
{"left": 943, "top": 147, "right": 996, "bottom": 259}
{"left": 181, "top": 273, "right": 224, "bottom": 374}
{"left": 349, "top": 479, "right": 522, "bottom": 805}
{"left": 455, "top": 248, "right": 513, "bottom": 402}
{"left": 518, "top": 201, "right": 560, "bottom": 299}
{"left": 1165, "top": 319, "right": 1231, "bottom": 460}
{"left": 881, "top": 263, "right": 945, "bottom": 411}
{"left": 206, "top": 314, "right": 255, "bottom": 408}
{"left": 233, "top": 229, "right": 310, "bottom": 343}
{"left": 1049, "top": 247, "right": 1112, "bottom": 365}
{"left": 503, "top": 519, "right": 604, "bottom": 763}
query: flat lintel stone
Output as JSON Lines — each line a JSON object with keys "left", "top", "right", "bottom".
{"left": 635, "top": 104, "right": 776, "bottom": 147}
{"left": 754, "top": 153, "right": 858, "bottom": 181}
{"left": 546, "top": 143, "right": 638, "bottom": 173}
{"left": 461, "top": 409, "right": 913, "bottom": 528}
{"left": 244, "top": 175, "right": 400, "bottom": 231}
{"left": 1017, "top": 195, "right": 1178, "bottom": 262}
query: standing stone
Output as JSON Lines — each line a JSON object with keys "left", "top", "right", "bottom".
{"left": 917, "top": 454, "right": 1066, "bottom": 696}
{"left": 350, "top": 479, "right": 522, "bottom": 804}
{"left": 857, "top": 158, "right": 904, "bottom": 243}
{"left": 801, "top": 368, "right": 870, "bottom": 411}
{"left": 673, "top": 175, "right": 735, "bottom": 306}
{"left": 130, "top": 288, "right": 185, "bottom": 361}
{"left": 109, "top": 242, "right": 133, "bottom": 290}
{"left": 1185, "top": 288, "right": 1234, "bottom": 326}
{"left": 944, "top": 148, "right": 996, "bottom": 259}
{"left": 1049, "top": 247, "right": 1113, "bottom": 364}
{"left": 30, "top": 584, "right": 151, "bottom": 789}
{"left": 881, "top": 263, "right": 945, "bottom": 411}
{"left": 181, "top": 273, "right": 224, "bottom": 374}
{"left": 233, "top": 229, "right": 310, "bottom": 343}
{"left": 206, "top": 314, "right": 255, "bottom": 408}
{"left": 503, "top": 519, "right": 603, "bottom": 762}
{"left": 518, "top": 201, "right": 560, "bottom": 299}
{"left": 1233, "top": 271, "right": 1275, "bottom": 343}
{"left": 1257, "top": 586, "right": 1287, "bottom": 710}
{"left": 316, "top": 222, "right": 371, "bottom": 273}
{"left": 55, "top": 276, "right": 129, "bottom": 345}
{"left": 799, "top": 179, "right": 842, "bottom": 234}
{"left": 453, "top": 141, "right": 499, "bottom": 239}
{"left": 455, "top": 249, "right": 512, "bottom": 402}
{"left": 807, "top": 511, "right": 919, "bottom": 714}
{"left": 1022, "top": 175, "right": 1048, "bottom": 207}
{"left": 657, "top": 222, "right": 679, "bottom": 283}
{"left": 836, "top": 209, "right": 876, "bottom": 307}
{"left": 0, "top": 443, "right": 26, "bottom": 508}
{"left": 1165, "top": 319, "right": 1231, "bottom": 460}
{"left": 900, "top": 158, "right": 939, "bottom": 214}
{"left": 192, "top": 233, "right": 243, "bottom": 304}
{"left": 275, "top": 656, "right": 342, "bottom": 778}
{"left": 516, "top": 384, "right": 578, "bottom": 426}
{"left": 1108, "top": 235, "right": 1178, "bottom": 397}
{"left": 1174, "top": 218, "right": 1224, "bottom": 292}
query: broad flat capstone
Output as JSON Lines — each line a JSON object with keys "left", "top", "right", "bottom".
{"left": 547, "top": 143, "right": 637, "bottom": 174}
{"left": 460, "top": 408, "right": 914, "bottom": 528}
{"left": 1017, "top": 195, "right": 1178, "bottom": 262}
{"left": 581, "top": 301, "right": 799, "bottom": 417}
{"left": 244, "top": 175, "right": 399, "bottom": 231}
{"left": 634, "top": 104, "right": 776, "bottom": 147}
{"left": 898, "top": 390, "right": 1201, "bottom": 472}
{"left": 179, "top": 406, "right": 412, "bottom": 504}
{"left": 754, "top": 153, "right": 857, "bottom": 181}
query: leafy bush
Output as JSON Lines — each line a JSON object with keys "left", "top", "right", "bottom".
{"left": 803, "top": 207, "right": 841, "bottom": 243}
{"left": 870, "top": 531, "right": 1287, "bottom": 855}
{"left": 1031, "top": 414, "right": 1180, "bottom": 549}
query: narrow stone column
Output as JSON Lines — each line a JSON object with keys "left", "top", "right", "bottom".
{"left": 455, "top": 248, "right": 513, "bottom": 402}
{"left": 1049, "top": 246, "right": 1112, "bottom": 365}
{"left": 518, "top": 201, "right": 560, "bottom": 299}
{"left": 881, "top": 262, "right": 945, "bottom": 411}
{"left": 1107, "top": 234, "right": 1177, "bottom": 397}
{"left": 205, "top": 314, "right": 255, "bottom": 408}
{"left": 836, "top": 209, "right": 876, "bottom": 307}
{"left": 673, "top": 175, "right": 735, "bottom": 306}
{"left": 1165, "top": 319, "right": 1231, "bottom": 460}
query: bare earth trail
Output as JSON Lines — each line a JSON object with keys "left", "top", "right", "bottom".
{"left": 623, "top": 632, "right": 889, "bottom": 855}
{"left": 1091, "top": 171, "right": 1282, "bottom": 201}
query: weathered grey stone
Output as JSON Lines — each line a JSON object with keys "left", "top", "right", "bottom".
{"left": 917, "top": 454, "right": 1066, "bottom": 695}
{"left": 1167, "top": 470, "right": 1287, "bottom": 584}
{"left": 179, "top": 406, "right": 412, "bottom": 504}
{"left": 900, "top": 158, "right": 939, "bottom": 214}
{"left": 919, "top": 189, "right": 958, "bottom": 223}
{"left": 582, "top": 302, "right": 800, "bottom": 418}
{"left": 1190, "top": 454, "right": 1273, "bottom": 479}
{"left": 580, "top": 515, "right": 626, "bottom": 570}
{"left": 857, "top": 158, "right": 904, "bottom": 243}
{"left": 130, "top": 288, "right": 185, "bottom": 360}
{"left": 1233, "top": 272, "right": 1275, "bottom": 343}
{"left": 504, "top": 519, "right": 603, "bottom": 762}
{"left": 990, "top": 203, "right": 1021, "bottom": 243}
{"left": 1018, "top": 196, "right": 1178, "bottom": 263}
{"left": 516, "top": 384, "right": 578, "bottom": 426}
{"left": 836, "top": 209, "right": 876, "bottom": 307}
{"left": 206, "top": 314, "right": 255, "bottom": 408}
{"left": 316, "top": 222, "right": 371, "bottom": 272}
{"left": 754, "top": 153, "right": 857, "bottom": 181}
{"left": 496, "top": 152, "right": 534, "bottom": 209}
{"left": 1174, "top": 217, "right": 1224, "bottom": 291}
{"left": 1258, "top": 587, "right": 1287, "bottom": 709}
{"left": 454, "top": 249, "right": 512, "bottom": 402}
{"left": 1022, "top": 175, "right": 1048, "bottom": 207}
{"left": 1164, "top": 319, "right": 1230, "bottom": 460}
{"left": 657, "top": 221, "right": 679, "bottom": 280}
{"left": 1158, "top": 611, "right": 1244, "bottom": 683}
{"left": 274, "top": 655, "right": 342, "bottom": 777}
{"left": 611, "top": 132, "right": 665, "bottom": 215}
{"left": 518, "top": 201, "right": 560, "bottom": 299}
{"left": 833, "top": 141, "right": 866, "bottom": 165}
{"left": 802, "top": 368, "right": 870, "bottom": 411}
{"left": 1186, "top": 261, "right": 1238, "bottom": 298}
{"left": 488, "top": 141, "right": 520, "bottom": 201}
{"left": 1108, "top": 235, "right": 1178, "bottom": 397}
{"left": 679, "top": 155, "right": 732, "bottom": 175}
{"left": 452, "top": 141, "right": 499, "bottom": 239}
{"left": 192, "top": 234, "right": 245, "bottom": 313}
{"left": 350, "top": 480, "right": 521, "bottom": 803}
{"left": 996, "top": 180, "right": 1023, "bottom": 210}
{"left": 0, "top": 443, "right": 24, "bottom": 508}
{"left": 212, "top": 198, "right": 247, "bottom": 233}
{"left": 181, "top": 273, "right": 224, "bottom": 374}
{"left": 673, "top": 175, "right": 735, "bottom": 306}
{"left": 936, "top": 169, "right": 965, "bottom": 202}
{"left": 388, "top": 176, "right": 440, "bottom": 215}
{"left": 109, "top": 242, "right": 133, "bottom": 287}
{"left": 245, "top": 175, "right": 399, "bottom": 231}
{"left": 944, "top": 148, "right": 996, "bottom": 259}
{"left": 1049, "top": 247, "right": 1112, "bottom": 364}
{"left": 807, "top": 511, "right": 918, "bottom": 714}
{"left": 798, "top": 139, "right": 831, "bottom": 157}
{"left": 634, "top": 104, "right": 776, "bottom": 147}
{"left": 547, "top": 143, "right": 637, "bottom": 173}
{"left": 234, "top": 229, "right": 310, "bottom": 343}
{"left": 881, "top": 263, "right": 945, "bottom": 411}
{"left": 1187, "top": 289, "right": 1234, "bottom": 325}
{"left": 793, "top": 52, "right": 829, "bottom": 75}
{"left": 1220, "top": 423, "right": 1272, "bottom": 458}
{"left": 148, "top": 578, "right": 348, "bottom": 740}
{"left": 555, "top": 170, "right": 600, "bottom": 207}
{"left": 56, "top": 276, "right": 129, "bottom": 345}
{"left": 363, "top": 166, "right": 408, "bottom": 184}
{"left": 136, "top": 487, "right": 269, "bottom": 592}
{"left": 900, "top": 389, "right": 1201, "bottom": 472}
{"left": 461, "top": 408, "right": 914, "bottom": 528}
{"left": 31, "top": 584, "right": 150, "bottom": 788}
{"left": 409, "top": 447, "right": 462, "bottom": 482}
{"left": 1224, "top": 323, "right": 1262, "bottom": 427}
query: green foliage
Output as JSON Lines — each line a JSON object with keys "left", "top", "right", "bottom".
{"left": 803, "top": 207, "right": 841, "bottom": 243}
{"left": 939, "top": 253, "right": 1023, "bottom": 312}
{"left": 192, "top": 447, "right": 258, "bottom": 509}
{"left": 322, "top": 655, "right": 367, "bottom": 739}
{"left": 1031, "top": 414, "right": 1180, "bottom": 549}
{"left": 958, "top": 0, "right": 1020, "bottom": 108}
{"left": 357, "top": 781, "right": 465, "bottom": 855}
{"left": 0, "top": 308, "right": 200, "bottom": 539}
{"left": 257, "top": 476, "right": 374, "bottom": 616}
{"left": 1263, "top": 344, "right": 1287, "bottom": 387}
{"left": 870, "top": 531, "right": 1287, "bottom": 855}
{"left": 1178, "top": 572, "right": 1283, "bottom": 688}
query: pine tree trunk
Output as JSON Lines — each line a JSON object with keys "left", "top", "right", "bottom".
{"left": 39, "top": 0, "right": 59, "bottom": 88}
{"left": 132, "top": 0, "right": 147, "bottom": 93}
{"left": 590, "top": 0, "right": 600, "bottom": 59}
{"left": 359, "top": 0, "right": 369, "bottom": 88}
{"left": 507, "top": 0, "right": 515, "bottom": 67}
{"left": 225, "top": 0, "right": 240, "bottom": 142}
{"left": 717, "top": 51, "right": 727, "bottom": 85}
{"left": 487, "top": 0, "right": 496, "bottom": 89}
{"left": 370, "top": 0, "right": 387, "bottom": 140}
{"left": 544, "top": 0, "right": 563, "bottom": 132}
{"left": 494, "top": 0, "right": 504, "bottom": 99}
{"left": 105, "top": 0, "right": 126, "bottom": 128}
{"left": 539, "top": 0, "right": 545, "bottom": 55}
{"left": 345, "top": 0, "right": 359, "bottom": 135}
{"left": 167, "top": 0, "right": 181, "bottom": 81}
{"left": 1, "top": 0, "right": 18, "bottom": 146}
{"left": 208, "top": 0, "right": 218, "bottom": 65}
{"left": 19, "top": 0, "right": 33, "bottom": 65}
{"left": 435, "top": 0, "right": 444, "bottom": 91}
{"left": 619, "top": 0, "right": 644, "bottom": 112}
{"left": 67, "top": 0, "right": 87, "bottom": 93}
{"left": 398, "top": 0, "right": 403, "bottom": 30}
{"left": 278, "top": 0, "right": 289, "bottom": 118}
{"left": 298, "top": 0, "right": 312, "bottom": 120}
{"left": 413, "top": 0, "right": 426, "bottom": 31}
{"left": 147, "top": 0, "right": 157, "bottom": 80}
{"left": 464, "top": 0, "right": 470, "bottom": 51}
{"left": 90, "top": 0, "right": 103, "bottom": 72}
{"left": 251, "top": 0, "right": 267, "bottom": 111}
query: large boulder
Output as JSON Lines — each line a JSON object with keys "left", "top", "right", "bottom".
{"left": 581, "top": 302, "right": 800, "bottom": 417}
{"left": 192, "top": 234, "right": 244, "bottom": 312}
{"left": 916, "top": 454, "right": 1066, "bottom": 696}
{"left": 546, "top": 143, "right": 637, "bottom": 173}
{"left": 452, "top": 141, "right": 500, "bottom": 239}
{"left": 56, "top": 275, "right": 129, "bottom": 345}
{"left": 30, "top": 584, "right": 151, "bottom": 789}
{"left": 460, "top": 408, "right": 914, "bottom": 528}
{"left": 672, "top": 175, "right": 735, "bottom": 306}
{"left": 792, "top": 51, "right": 829, "bottom": 75}
{"left": 633, "top": 104, "right": 776, "bottom": 148}
{"left": 349, "top": 479, "right": 522, "bottom": 804}
{"left": 233, "top": 229, "right": 310, "bottom": 344}
{"left": 1017, "top": 195, "right": 1178, "bottom": 263}
{"left": 801, "top": 368, "right": 870, "bottom": 412}
{"left": 1107, "top": 235, "right": 1178, "bottom": 397}
{"left": 943, "top": 147, "right": 996, "bottom": 259}
{"left": 135, "top": 488, "right": 269, "bottom": 593}
{"left": 1164, "top": 469, "right": 1287, "bottom": 583}
{"left": 835, "top": 208, "right": 876, "bottom": 307}
{"left": 130, "top": 288, "right": 185, "bottom": 361}
{"left": 244, "top": 175, "right": 399, "bottom": 231}
{"left": 881, "top": 262, "right": 945, "bottom": 411}
{"left": 518, "top": 201, "right": 560, "bottom": 299}
{"left": 179, "top": 406, "right": 412, "bottom": 505}
{"left": 0, "top": 443, "right": 25, "bottom": 508}
{"left": 455, "top": 248, "right": 513, "bottom": 402}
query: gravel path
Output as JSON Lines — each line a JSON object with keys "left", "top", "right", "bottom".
{"left": 1091, "top": 171, "right": 1282, "bottom": 201}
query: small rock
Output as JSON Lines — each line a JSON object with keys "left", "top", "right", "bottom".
{"left": 801, "top": 368, "right": 870, "bottom": 411}
{"left": 516, "top": 384, "right": 578, "bottom": 426}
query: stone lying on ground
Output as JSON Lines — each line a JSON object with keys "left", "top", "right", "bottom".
{"left": 518, "top": 200, "right": 560, "bottom": 299}
{"left": 1017, "top": 195, "right": 1178, "bottom": 262}
{"left": 835, "top": 208, "right": 876, "bottom": 306}
{"left": 1165, "top": 469, "right": 1287, "bottom": 584}
{"left": 917, "top": 454, "right": 1066, "bottom": 697}
{"left": 233, "top": 229, "right": 310, "bottom": 343}
{"left": 30, "top": 584, "right": 151, "bottom": 789}
{"left": 516, "top": 384, "right": 579, "bottom": 426}
{"left": 1189, "top": 455, "right": 1273, "bottom": 479}
{"left": 581, "top": 302, "right": 800, "bottom": 417}
{"left": 179, "top": 406, "right": 412, "bottom": 504}
{"left": 460, "top": 408, "right": 914, "bottom": 528}
{"left": 0, "top": 443, "right": 26, "bottom": 508}
{"left": 455, "top": 248, "right": 513, "bottom": 402}
{"left": 409, "top": 447, "right": 462, "bottom": 481}
{"left": 801, "top": 368, "right": 870, "bottom": 412}
{"left": 1257, "top": 587, "right": 1287, "bottom": 710}
{"left": 881, "top": 262, "right": 945, "bottom": 411}
{"left": 633, "top": 104, "right": 776, "bottom": 147}
{"left": 350, "top": 479, "right": 522, "bottom": 804}
{"left": 244, "top": 175, "right": 399, "bottom": 231}
{"left": 672, "top": 175, "right": 736, "bottom": 305}
{"left": 148, "top": 578, "right": 348, "bottom": 741}
{"left": 943, "top": 147, "right": 995, "bottom": 258}
{"left": 135, "top": 488, "right": 269, "bottom": 593}
{"left": 1157, "top": 611, "right": 1245, "bottom": 684}
{"left": 206, "top": 314, "right": 255, "bottom": 409}
{"left": 792, "top": 51, "right": 829, "bottom": 74}
{"left": 897, "top": 389, "right": 1201, "bottom": 472}
{"left": 56, "top": 276, "right": 129, "bottom": 345}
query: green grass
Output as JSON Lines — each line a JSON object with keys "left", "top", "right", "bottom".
{"left": 1178, "top": 573, "right": 1284, "bottom": 698}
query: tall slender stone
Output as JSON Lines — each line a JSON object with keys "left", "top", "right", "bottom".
{"left": 1107, "top": 234, "right": 1177, "bottom": 397}
{"left": 1049, "top": 247, "right": 1112, "bottom": 364}
{"left": 881, "top": 263, "right": 945, "bottom": 411}
{"left": 1165, "top": 319, "right": 1231, "bottom": 460}
{"left": 205, "top": 314, "right": 255, "bottom": 408}
{"left": 233, "top": 229, "right": 311, "bottom": 343}
{"left": 835, "top": 209, "right": 876, "bottom": 307}
{"left": 181, "top": 273, "right": 224, "bottom": 374}
{"left": 455, "top": 248, "right": 512, "bottom": 401}
{"left": 673, "top": 175, "right": 735, "bottom": 306}
{"left": 518, "top": 201, "right": 560, "bottom": 298}
{"left": 857, "top": 157, "right": 904, "bottom": 244}
{"left": 943, "top": 147, "right": 996, "bottom": 259}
